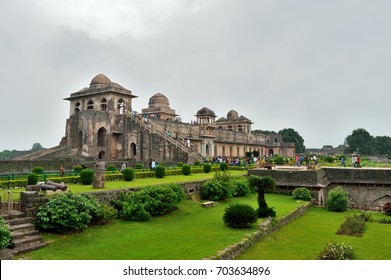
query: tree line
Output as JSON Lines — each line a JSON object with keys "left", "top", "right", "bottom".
{"left": 0, "top": 143, "right": 46, "bottom": 160}
{"left": 344, "top": 128, "right": 391, "bottom": 156}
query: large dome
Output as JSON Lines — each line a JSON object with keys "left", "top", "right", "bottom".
{"left": 227, "top": 109, "right": 239, "bottom": 120}
{"left": 148, "top": 93, "right": 169, "bottom": 108}
{"left": 90, "top": 74, "right": 112, "bottom": 85}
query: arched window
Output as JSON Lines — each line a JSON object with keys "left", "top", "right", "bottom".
{"left": 97, "top": 127, "right": 107, "bottom": 147}
{"left": 269, "top": 149, "right": 274, "bottom": 156}
{"left": 229, "top": 146, "right": 233, "bottom": 157}
{"left": 228, "top": 126, "right": 233, "bottom": 131}
{"left": 75, "top": 102, "right": 81, "bottom": 113}
{"left": 117, "top": 99, "right": 125, "bottom": 114}
{"left": 222, "top": 146, "right": 226, "bottom": 156}
{"left": 87, "top": 100, "right": 94, "bottom": 110}
{"left": 238, "top": 125, "right": 243, "bottom": 132}
{"left": 206, "top": 144, "right": 210, "bottom": 155}
{"left": 98, "top": 151, "right": 105, "bottom": 159}
{"left": 100, "top": 98, "right": 107, "bottom": 111}
{"left": 131, "top": 142, "right": 136, "bottom": 156}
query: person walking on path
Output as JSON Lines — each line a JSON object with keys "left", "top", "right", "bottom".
{"left": 339, "top": 157, "right": 346, "bottom": 167}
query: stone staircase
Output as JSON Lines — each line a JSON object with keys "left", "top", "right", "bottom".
{"left": 130, "top": 113, "right": 203, "bottom": 163}
{"left": 1, "top": 211, "right": 47, "bottom": 259}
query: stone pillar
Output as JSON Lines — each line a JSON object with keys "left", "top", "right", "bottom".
{"left": 93, "top": 161, "right": 106, "bottom": 189}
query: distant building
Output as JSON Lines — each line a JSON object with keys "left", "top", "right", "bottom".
{"left": 305, "top": 145, "right": 345, "bottom": 156}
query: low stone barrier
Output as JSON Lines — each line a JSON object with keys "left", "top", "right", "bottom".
{"left": 205, "top": 202, "right": 313, "bottom": 260}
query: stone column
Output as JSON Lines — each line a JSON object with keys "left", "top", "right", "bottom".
{"left": 93, "top": 161, "right": 106, "bottom": 189}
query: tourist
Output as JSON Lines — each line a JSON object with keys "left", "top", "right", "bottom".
{"left": 59, "top": 164, "right": 65, "bottom": 177}
{"left": 351, "top": 155, "right": 355, "bottom": 167}
{"left": 313, "top": 154, "right": 317, "bottom": 165}
{"left": 151, "top": 159, "right": 156, "bottom": 170}
{"left": 120, "top": 162, "right": 126, "bottom": 172}
{"left": 295, "top": 154, "right": 300, "bottom": 166}
{"left": 339, "top": 157, "right": 346, "bottom": 167}
{"left": 356, "top": 155, "right": 361, "bottom": 168}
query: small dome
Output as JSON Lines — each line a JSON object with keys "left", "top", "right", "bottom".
{"left": 196, "top": 107, "right": 216, "bottom": 116}
{"left": 227, "top": 110, "right": 239, "bottom": 120}
{"left": 90, "top": 74, "right": 112, "bottom": 85}
{"left": 148, "top": 93, "right": 169, "bottom": 108}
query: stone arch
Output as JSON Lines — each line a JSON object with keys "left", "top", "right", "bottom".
{"left": 238, "top": 125, "right": 243, "bottom": 132}
{"left": 98, "top": 151, "right": 105, "bottom": 159}
{"left": 205, "top": 144, "right": 210, "bottom": 156}
{"left": 75, "top": 102, "right": 81, "bottom": 113}
{"left": 268, "top": 149, "right": 274, "bottom": 156}
{"left": 97, "top": 127, "right": 107, "bottom": 147}
{"left": 222, "top": 146, "right": 226, "bottom": 157}
{"left": 118, "top": 99, "right": 125, "bottom": 114}
{"left": 370, "top": 195, "right": 391, "bottom": 210}
{"left": 228, "top": 125, "right": 233, "bottom": 131}
{"left": 130, "top": 142, "right": 137, "bottom": 156}
{"left": 100, "top": 98, "right": 107, "bottom": 111}
{"left": 87, "top": 100, "right": 94, "bottom": 110}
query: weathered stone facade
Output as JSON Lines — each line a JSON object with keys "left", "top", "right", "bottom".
{"left": 15, "top": 74, "right": 295, "bottom": 165}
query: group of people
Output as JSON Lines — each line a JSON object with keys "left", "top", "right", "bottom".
{"left": 295, "top": 154, "right": 317, "bottom": 167}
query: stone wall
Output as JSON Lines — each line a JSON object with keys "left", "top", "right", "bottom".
{"left": 205, "top": 202, "right": 313, "bottom": 260}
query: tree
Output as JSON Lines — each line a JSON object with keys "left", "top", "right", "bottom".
{"left": 278, "top": 128, "right": 305, "bottom": 154}
{"left": 344, "top": 128, "right": 375, "bottom": 155}
{"left": 374, "top": 136, "right": 391, "bottom": 155}
{"left": 31, "top": 143, "right": 46, "bottom": 152}
{"left": 247, "top": 175, "right": 276, "bottom": 218}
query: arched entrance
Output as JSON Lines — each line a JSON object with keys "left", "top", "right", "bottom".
{"left": 131, "top": 142, "right": 137, "bottom": 156}
{"left": 97, "top": 127, "right": 107, "bottom": 147}
{"left": 268, "top": 149, "right": 274, "bottom": 156}
{"left": 205, "top": 144, "right": 210, "bottom": 156}
{"left": 98, "top": 151, "right": 105, "bottom": 159}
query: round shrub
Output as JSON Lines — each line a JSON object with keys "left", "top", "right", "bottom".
{"left": 80, "top": 168, "right": 94, "bottom": 185}
{"left": 220, "top": 162, "right": 228, "bottom": 171}
{"left": 203, "top": 163, "right": 212, "bottom": 173}
{"left": 32, "top": 166, "right": 44, "bottom": 173}
{"left": 292, "top": 187, "right": 312, "bottom": 201}
{"left": 106, "top": 164, "right": 116, "bottom": 172}
{"left": 155, "top": 165, "right": 166, "bottom": 178}
{"left": 36, "top": 192, "right": 101, "bottom": 233}
{"left": 202, "top": 179, "right": 234, "bottom": 201}
{"left": 274, "top": 156, "right": 284, "bottom": 165}
{"left": 73, "top": 165, "right": 83, "bottom": 174}
{"left": 318, "top": 241, "right": 355, "bottom": 260}
{"left": 182, "top": 164, "right": 191, "bottom": 175}
{"left": 223, "top": 203, "right": 257, "bottom": 228}
{"left": 27, "top": 173, "right": 39, "bottom": 185}
{"left": 0, "top": 217, "right": 11, "bottom": 250}
{"left": 177, "top": 162, "right": 183, "bottom": 167}
{"left": 135, "top": 163, "right": 143, "bottom": 170}
{"left": 122, "top": 167, "right": 134, "bottom": 181}
{"left": 326, "top": 186, "right": 349, "bottom": 212}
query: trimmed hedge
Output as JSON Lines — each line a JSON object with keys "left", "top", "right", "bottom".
{"left": 155, "top": 165, "right": 166, "bottom": 178}
{"left": 203, "top": 163, "right": 212, "bottom": 173}
{"left": 27, "top": 173, "right": 39, "bottom": 185}
{"left": 122, "top": 167, "right": 134, "bottom": 182}
{"left": 182, "top": 164, "right": 191, "bottom": 176}
{"left": 80, "top": 168, "right": 94, "bottom": 185}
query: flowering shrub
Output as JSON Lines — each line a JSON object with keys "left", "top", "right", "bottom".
{"left": 318, "top": 241, "right": 355, "bottom": 260}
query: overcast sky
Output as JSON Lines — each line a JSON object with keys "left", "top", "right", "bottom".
{"left": 1, "top": 0, "right": 390, "bottom": 151}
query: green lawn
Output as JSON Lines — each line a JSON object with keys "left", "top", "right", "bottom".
{"left": 21, "top": 193, "right": 305, "bottom": 260}
{"left": 236, "top": 207, "right": 391, "bottom": 260}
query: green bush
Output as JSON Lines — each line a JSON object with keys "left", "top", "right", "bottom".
{"left": 326, "top": 186, "right": 349, "bottom": 212}
{"left": 80, "top": 168, "right": 94, "bottom": 185}
{"left": 135, "top": 163, "right": 143, "bottom": 170}
{"left": 220, "top": 162, "right": 228, "bottom": 171}
{"left": 96, "top": 204, "right": 118, "bottom": 225}
{"left": 292, "top": 187, "right": 312, "bottom": 201}
{"left": 32, "top": 166, "right": 44, "bottom": 173}
{"left": 193, "top": 160, "right": 201, "bottom": 166}
{"left": 323, "top": 156, "right": 334, "bottom": 163}
{"left": 177, "top": 162, "right": 183, "bottom": 167}
{"left": 182, "top": 164, "right": 191, "bottom": 175}
{"left": 73, "top": 165, "right": 83, "bottom": 174}
{"left": 27, "top": 173, "right": 39, "bottom": 185}
{"left": 233, "top": 177, "right": 251, "bottom": 197}
{"left": 318, "top": 241, "right": 355, "bottom": 260}
{"left": 36, "top": 192, "right": 101, "bottom": 233}
{"left": 336, "top": 214, "right": 366, "bottom": 237}
{"left": 0, "top": 217, "right": 11, "bottom": 250}
{"left": 122, "top": 167, "right": 134, "bottom": 181}
{"left": 223, "top": 203, "right": 258, "bottom": 228}
{"left": 106, "top": 164, "right": 116, "bottom": 172}
{"left": 202, "top": 180, "right": 234, "bottom": 201}
{"left": 203, "top": 163, "right": 212, "bottom": 173}
{"left": 274, "top": 156, "right": 284, "bottom": 165}
{"left": 155, "top": 165, "right": 166, "bottom": 178}
{"left": 115, "top": 184, "right": 184, "bottom": 221}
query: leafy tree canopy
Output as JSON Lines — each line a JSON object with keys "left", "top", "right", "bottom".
{"left": 278, "top": 128, "right": 305, "bottom": 154}
{"left": 344, "top": 128, "right": 375, "bottom": 155}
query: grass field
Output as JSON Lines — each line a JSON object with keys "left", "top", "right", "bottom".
{"left": 21, "top": 193, "right": 305, "bottom": 260}
{"left": 236, "top": 207, "right": 391, "bottom": 260}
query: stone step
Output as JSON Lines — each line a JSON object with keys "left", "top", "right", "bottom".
{"left": 5, "top": 217, "right": 34, "bottom": 226}
{"left": 15, "top": 242, "right": 47, "bottom": 254}
{"left": 8, "top": 223, "right": 35, "bottom": 233}
{"left": 12, "top": 229, "right": 40, "bottom": 239}
{"left": 12, "top": 235, "right": 43, "bottom": 249}
{"left": 1, "top": 211, "right": 25, "bottom": 220}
